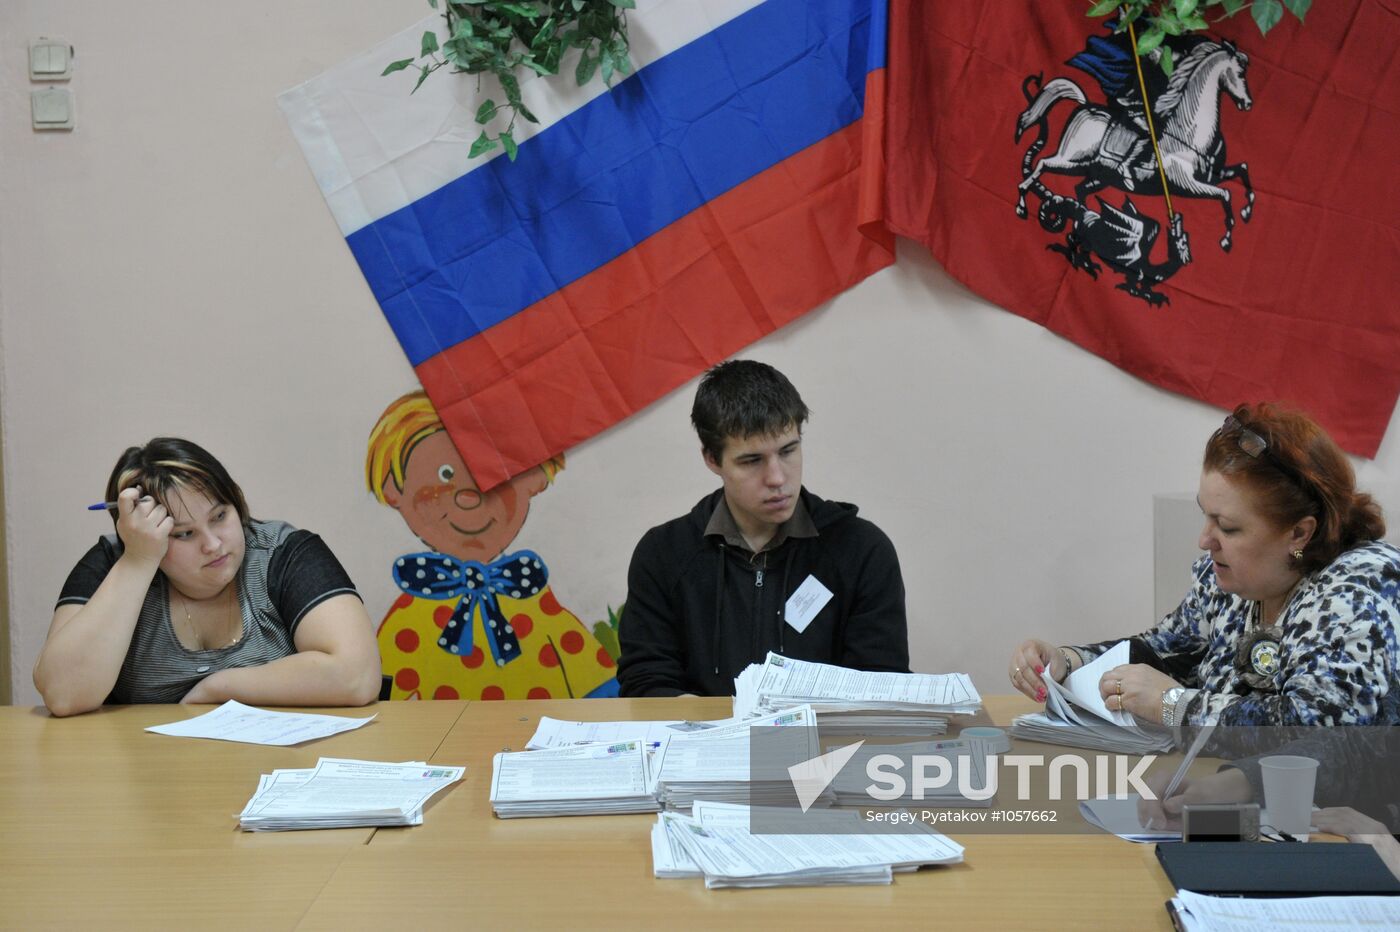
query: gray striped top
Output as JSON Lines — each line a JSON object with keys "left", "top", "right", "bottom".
{"left": 57, "top": 520, "right": 359, "bottom": 704}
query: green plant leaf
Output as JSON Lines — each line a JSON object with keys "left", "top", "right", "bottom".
{"left": 607, "top": 0, "right": 637, "bottom": 8}
{"left": 1252, "top": 0, "right": 1284, "bottom": 33}
{"left": 1087, "top": 0, "right": 1122, "bottom": 15}
{"left": 1283, "top": 0, "right": 1311, "bottom": 20}
{"left": 1136, "top": 25, "right": 1166, "bottom": 54}
{"left": 1173, "top": 0, "right": 1198, "bottom": 17}
{"left": 412, "top": 65, "right": 434, "bottom": 94}
{"left": 421, "top": 30, "right": 440, "bottom": 56}
{"left": 1221, "top": 0, "right": 1247, "bottom": 13}
{"left": 475, "top": 98, "right": 498, "bottom": 123}
{"left": 498, "top": 2, "right": 539, "bottom": 17}
{"left": 1160, "top": 44, "right": 1175, "bottom": 75}
{"left": 572, "top": 0, "right": 585, "bottom": 10}
{"left": 381, "top": 58, "right": 415, "bottom": 76}
{"left": 576, "top": 51, "right": 598, "bottom": 85}
{"left": 429, "top": 0, "right": 438, "bottom": 8}
{"left": 500, "top": 71, "right": 523, "bottom": 107}
{"left": 501, "top": 130, "right": 518, "bottom": 161}
{"left": 517, "top": 101, "right": 539, "bottom": 123}
{"left": 469, "top": 130, "right": 498, "bottom": 158}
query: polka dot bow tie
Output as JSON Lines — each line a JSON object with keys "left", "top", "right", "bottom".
{"left": 392, "top": 550, "right": 548, "bottom": 666}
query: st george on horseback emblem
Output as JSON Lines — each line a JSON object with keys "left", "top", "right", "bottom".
{"left": 1014, "top": 25, "right": 1256, "bottom": 305}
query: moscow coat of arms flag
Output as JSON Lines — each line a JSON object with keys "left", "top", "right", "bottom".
{"left": 868, "top": 0, "right": 1400, "bottom": 456}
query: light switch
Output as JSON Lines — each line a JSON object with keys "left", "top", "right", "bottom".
{"left": 31, "top": 87, "right": 74, "bottom": 130}
{"left": 29, "top": 38, "right": 73, "bottom": 81}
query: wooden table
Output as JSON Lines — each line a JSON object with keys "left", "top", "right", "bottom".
{"left": 2, "top": 697, "right": 1190, "bottom": 930}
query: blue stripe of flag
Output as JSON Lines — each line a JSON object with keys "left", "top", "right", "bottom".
{"left": 347, "top": 0, "right": 879, "bottom": 366}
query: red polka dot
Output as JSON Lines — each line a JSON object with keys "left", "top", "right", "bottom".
{"left": 539, "top": 591, "right": 562, "bottom": 615}
{"left": 432, "top": 685, "right": 459, "bottom": 700}
{"left": 432, "top": 606, "right": 453, "bottom": 629}
{"left": 460, "top": 645, "right": 485, "bottom": 669}
{"left": 510, "top": 613, "right": 533, "bottom": 639}
{"left": 394, "top": 667, "right": 420, "bottom": 692}
{"left": 560, "top": 630, "right": 584, "bottom": 654}
{"left": 480, "top": 685, "right": 505, "bottom": 701}
{"left": 394, "top": 628, "right": 419, "bottom": 653}
{"left": 597, "top": 647, "right": 615, "bottom": 668}
{"left": 393, "top": 593, "right": 413, "bottom": 610}
{"left": 538, "top": 643, "right": 559, "bottom": 668}
{"left": 527, "top": 687, "right": 552, "bottom": 700}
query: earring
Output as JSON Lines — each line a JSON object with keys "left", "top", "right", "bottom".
{"left": 1291, "top": 549, "right": 1304, "bottom": 560}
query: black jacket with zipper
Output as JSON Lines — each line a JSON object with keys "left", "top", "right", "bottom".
{"left": 618, "top": 487, "right": 910, "bottom": 697}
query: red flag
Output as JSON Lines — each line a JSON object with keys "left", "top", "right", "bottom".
{"left": 874, "top": 1, "right": 1400, "bottom": 456}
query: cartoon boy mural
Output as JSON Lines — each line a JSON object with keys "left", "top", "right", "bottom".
{"left": 367, "top": 391, "right": 619, "bottom": 700}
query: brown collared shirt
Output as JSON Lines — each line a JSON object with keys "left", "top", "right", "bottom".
{"left": 702, "top": 495, "right": 818, "bottom": 558}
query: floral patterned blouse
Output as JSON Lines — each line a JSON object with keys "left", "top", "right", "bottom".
{"left": 1072, "top": 540, "right": 1400, "bottom": 727}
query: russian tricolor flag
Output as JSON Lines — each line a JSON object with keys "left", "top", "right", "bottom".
{"left": 281, "top": 0, "right": 893, "bottom": 490}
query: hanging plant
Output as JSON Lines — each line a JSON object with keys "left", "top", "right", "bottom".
{"left": 382, "top": 0, "right": 635, "bottom": 161}
{"left": 1087, "top": 0, "right": 1312, "bottom": 73}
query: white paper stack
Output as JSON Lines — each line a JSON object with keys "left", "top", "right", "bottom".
{"left": 523, "top": 716, "right": 731, "bottom": 750}
{"left": 238, "top": 758, "right": 463, "bottom": 831}
{"left": 650, "top": 706, "right": 822, "bottom": 811}
{"left": 1009, "top": 642, "right": 1174, "bottom": 754}
{"left": 654, "top": 803, "right": 965, "bottom": 889}
{"left": 490, "top": 740, "right": 660, "bottom": 818}
{"left": 734, "top": 653, "right": 982, "bottom": 735}
{"left": 830, "top": 737, "right": 997, "bottom": 808}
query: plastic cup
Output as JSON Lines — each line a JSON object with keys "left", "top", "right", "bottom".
{"left": 1259, "top": 755, "right": 1319, "bottom": 838}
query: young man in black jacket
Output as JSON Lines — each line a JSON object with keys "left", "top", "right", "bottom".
{"left": 618, "top": 360, "right": 910, "bottom": 697}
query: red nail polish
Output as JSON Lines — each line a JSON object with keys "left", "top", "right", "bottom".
{"left": 1036, "top": 689, "right": 1046, "bottom": 700}
{"left": 1034, "top": 666, "right": 1044, "bottom": 674}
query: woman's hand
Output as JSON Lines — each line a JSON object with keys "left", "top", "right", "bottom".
{"left": 1136, "top": 767, "right": 1252, "bottom": 831}
{"left": 1314, "top": 806, "right": 1389, "bottom": 841}
{"left": 1100, "top": 663, "right": 1181, "bottom": 722}
{"left": 1008, "top": 639, "right": 1066, "bottom": 702}
{"left": 114, "top": 486, "right": 172, "bottom": 567}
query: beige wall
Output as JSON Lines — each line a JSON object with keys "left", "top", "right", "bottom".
{"left": 3, "top": 2, "right": 1399, "bottom": 705}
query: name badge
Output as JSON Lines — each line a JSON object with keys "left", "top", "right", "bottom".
{"left": 785, "top": 575, "right": 833, "bottom": 634}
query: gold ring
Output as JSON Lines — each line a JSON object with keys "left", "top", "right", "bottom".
{"left": 1116, "top": 680, "right": 1123, "bottom": 696}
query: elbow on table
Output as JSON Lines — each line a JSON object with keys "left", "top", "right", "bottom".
{"left": 342, "top": 659, "right": 384, "bottom": 707}
{"left": 34, "top": 678, "right": 102, "bottom": 718}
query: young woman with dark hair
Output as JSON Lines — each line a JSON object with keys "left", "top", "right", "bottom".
{"left": 34, "top": 438, "right": 382, "bottom": 716}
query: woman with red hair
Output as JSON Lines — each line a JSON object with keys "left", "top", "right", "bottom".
{"left": 1009, "top": 403, "right": 1400, "bottom": 729}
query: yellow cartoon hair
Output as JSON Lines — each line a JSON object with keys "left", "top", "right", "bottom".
{"left": 366, "top": 389, "right": 564, "bottom": 504}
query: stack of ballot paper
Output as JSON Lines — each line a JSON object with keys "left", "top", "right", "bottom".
{"left": 490, "top": 740, "right": 660, "bottom": 818}
{"left": 1010, "top": 642, "right": 1174, "bottom": 754}
{"left": 829, "top": 737, "right": 997, "bottom": 808}
{"left": 523, "top": 716, "right": 731, "bottom": 750}
{"left": 238, "top": 758, "right": 463, "bottom": 831}
{"left": 733, "top": 653, "right": 982, "bottom": 734}
{"left": 650, "top": 706, "right": 823, "bottom": 811}
{"left": 652, "top": 802, "right": 965, "bottom": 889}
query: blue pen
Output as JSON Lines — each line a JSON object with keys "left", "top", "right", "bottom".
{"left": 88, "top": 502, "right": 118, "bottom": 511}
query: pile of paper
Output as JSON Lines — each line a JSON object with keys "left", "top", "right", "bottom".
{"left": 734, "top": 653, "right": 982, "bottom": 735}
{"left": 829, "top": 737, "right": 997, "bottom": 808}
{"left": 523, "top": 715, "right": 731, "bottom": 750}
{"left": 490, "top": 740, "right": 660, "bottom": 818}
{"left": 652, "top": 802, "right": 965, "bottom": 888}
{"left": 1010, "top": 642, "right": 1174, "bottom": 754}
{"left": 650, "top": 706, "right": 822, "bottom": 811}
{"left": 238, "top": 757, "right": 463, "bottom": 831}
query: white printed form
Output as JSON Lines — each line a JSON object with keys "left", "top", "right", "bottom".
{"left": 785, "top": 575, "right": 833, "bottom": 634}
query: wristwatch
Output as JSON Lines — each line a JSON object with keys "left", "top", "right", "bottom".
{"left": 1160, "top": 686, "right": 1186, "bottom": 727}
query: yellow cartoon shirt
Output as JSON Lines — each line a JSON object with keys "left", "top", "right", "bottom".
{"left": 377, "top": 549, "right": 617, "bottom": 700}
